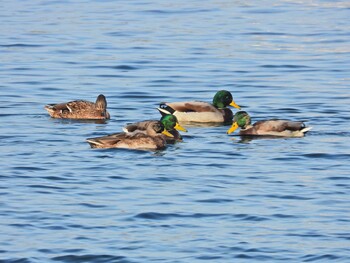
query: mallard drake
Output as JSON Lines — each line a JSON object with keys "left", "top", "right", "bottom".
{"left": 158, "top": 90, "right": 241, "bottom": 123}
{"left": 123, "top": 114, "right": 187, "bottom": 143}
{"left": 86, "top": 121, "right": 173, "bottom": 150}
{"left": 44, "top": 94, "right": 110, "bottom": 120}
{"left": 227, "top": 111, "right": 312, "bottom": 137}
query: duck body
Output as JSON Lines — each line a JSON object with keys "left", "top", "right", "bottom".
{"left": 45, "top": 94, "right": 110, "bottom": 120}
{"left": 86, "top": 132, "right": 167, "bottom": 150}
{"left": 159, "top": 101, "right": 233, "bottom": 123}
{"left": 123, "top": 114, "right": 187, "bottom": 143}
{"left": 86, "top": 121, "right": 171, "bottom": 150}
{"left": 239, "top": 120, "right": 311, "bottom": 137}
{"left": 158, "top": 90, "right": 240, "bottom": 123}
{"left": 227, "top": 111, "right": 312, "bottom": 137}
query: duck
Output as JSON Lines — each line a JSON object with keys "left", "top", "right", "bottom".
{"left": 227, "top": 111, "right": 312, "bottom": 137}
{"left": 86, "top": 121, "right": 173, "bottom": 150}
{"left": 44, "top": 94, "right": 110, "bottom": 120}
{"left": 123, "top": 114, "right": 187, "bottom": 143}
{"left": 158, "top": 90, "right": 241, "bottom": 123}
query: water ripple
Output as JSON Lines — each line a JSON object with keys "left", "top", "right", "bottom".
{"left": 0, "top": 258, "right": 32, "bottom": 263}
{"left": 51, "top": 254, "right": 129, "bottom": 263}
{"left": 86, "top": 65, "right": 139, "bottom": 70}
{"left": 303, "top": 153, "right": 350, "bottom": 160}
{"left": 134, "top": 212, "right": 225, "bottom": 220}
{"left": 0, "top": 43, "right": 44, "bottom": 48}
{"left": 301, "top": 254, "right": 341, "bottom": 262}
{"left": 196, "top": 198, "right": 233, "bottom": 203}
{"left": 1, "top": 0, "right": 349, "bottom": 262}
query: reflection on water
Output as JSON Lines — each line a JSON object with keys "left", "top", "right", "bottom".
{"left": 231, "top": 135, "right": 298, "bottom": 143}
{"left": 1, "top": 0, "right": 350, "bottom": 262}
{"left": 179, "top": 121, "right": 231, "bottom": 128}
{"left": 47, "top": 118, "right": 109, "bottom": 125}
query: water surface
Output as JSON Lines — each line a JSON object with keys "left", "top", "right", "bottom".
{"left": 1, "top": 0, "right": 350, "bottom": 262}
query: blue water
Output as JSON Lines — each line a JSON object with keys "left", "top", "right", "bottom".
{"left": 1, "top": 1, "right": 350, "bottom": 262}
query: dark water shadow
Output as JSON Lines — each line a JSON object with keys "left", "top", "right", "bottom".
{"left": 48, "top": 118, "right": 109, "bottom": 125}
{"left": 179, "top": 121, "right": 231, "bottom": 128}
{"left": 230, "top": 135, "right": 307, "bottom": 143}
{"left": 87, "top": 145, "right": 167, "bottom": 155}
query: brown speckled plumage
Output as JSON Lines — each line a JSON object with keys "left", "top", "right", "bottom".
{"left": 86, "top": 121, "right": 168, "bottom": 150}
{"left": 123, "top": 121, "right": 183, "bottom": 144}
{"left": 45, "top": 94, "right": 110, "bottom": 120}
{"left": 123, "top": 115, "right": 186, "bottom": 144}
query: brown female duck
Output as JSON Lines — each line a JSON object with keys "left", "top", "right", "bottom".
{"left": 45, "top": 94, "right": 110, "bottom": 120}
{"left": 86, "top": 121, "right": 173, "bottom": 150}
{"left": 123, "top": 114, "right": 187, "bottom": 143}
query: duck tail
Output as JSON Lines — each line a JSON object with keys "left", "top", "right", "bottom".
{"left": 158, "top": 103, "right": 175, "bottom": 116}
{"left": 301, "top": 127, "right": 312, "bottom": 134}
{"left": 44, "top": 104, "right": 56, "bottom": 110}
{"left": 44, "top": 104, "right": 56, "bottom": 115}
{"left": 86, "top": 138, "right": 102, "bottom": 148}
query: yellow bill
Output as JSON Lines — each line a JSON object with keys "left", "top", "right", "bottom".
{"left": 162, "top": 129, "right": 174, "bottom": 137}
{"left": 174, "top": 122, "right": 187, "bottom": 132}
{"left": 229, "top": 100, "right": 241, "bottom": 109}
{"left": 227, "top": 122, "right": 239, "bottom": 134}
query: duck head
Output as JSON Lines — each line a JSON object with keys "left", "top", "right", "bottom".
{"left": 227, "top": 111, "right": 251, "bottom": 134}
{"left": 160, "top": 114, "right": 187, "bottom": 132}
{"left": 212, "top": 90, "right": 241, "bottom": 109}
{"left": 95, "top": 94, "right": 110, "bottom": 119}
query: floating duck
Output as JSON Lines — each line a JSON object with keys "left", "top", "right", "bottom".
{"left": 158, "top": 90, "right": 240, "bottom": 123}
{"left": 86, "top": 121, "right": 172, "bottom": 150}
{"left": 123, "top": 114, "right": 187, "bottom": 143}
{"left": 45, "top": 94, "right": 110, "bottom": 120}
{"left": 227, "top": 111, "right": 312, "bottom": 137}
